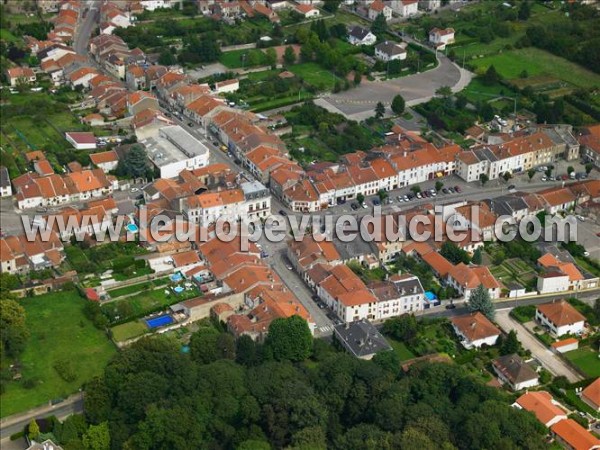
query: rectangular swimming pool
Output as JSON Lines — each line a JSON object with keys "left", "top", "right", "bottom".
{"left": 126, "top": 223, "right": 139, "bottom": 233}
{"left": 145, "top": 315, "right": 174, "bottom": 329}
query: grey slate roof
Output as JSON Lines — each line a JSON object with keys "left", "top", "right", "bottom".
{"left": 334, "top": 319, "right": 392, "bottom": 358}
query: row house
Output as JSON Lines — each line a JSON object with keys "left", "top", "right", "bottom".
{"left": 12, "top": 169, "right": 113, "bottom": 210}
{"left": 578, "top": 123, "right": 600, "bottom": 168}
{"left": 447, "top": 263, "right": 503, "bottom": 300}
{"left": 0, "top": 232, "right": 64, "bottom": 275}
{"left": 39, "top": 203, "right": 115, "bottom": 240}
{"left": 127, "top": 90, "right": 159, "bottom": 116}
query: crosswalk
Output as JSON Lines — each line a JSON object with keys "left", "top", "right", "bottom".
{"left": 318, "top": 325, "right": 334, "bottom": 334}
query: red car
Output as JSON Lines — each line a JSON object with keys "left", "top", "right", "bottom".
{"left": 454, "top": 186, "right": 462, "bottom": 193}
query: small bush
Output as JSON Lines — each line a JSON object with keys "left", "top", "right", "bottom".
{"left": 53, "top": 359, "right": 76, "bottom": 382}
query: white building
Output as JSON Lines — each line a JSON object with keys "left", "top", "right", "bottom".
{"left": 537, "top": 271, "right": 570, "bottom": 294}
{"left": 143, "top": 125, "right": 210, "bottom": 179}
{"left": 513, "top": 391, "right": 568, "bottom": 428}
{"left": 347, "top": 26, "right": 377, "bottom": 46}
{"left": 65, "top": 132, "right": 97, "bottom": 150}
{"left": 451, "top": 312, "right": 501, "bottom": 349}
{"left": 0, "top": 167, "right": 12, "bottom": 197}
{"left": 140, "top": 0, "right": 183, "bottom": 11}
{"left": 429, "top": 27, "right": 455, "bottom": 50}
{"left": 374, "top": 41, "right": 407, "bottom": 62}
{"left": 535, "top": 300, "right": 586, "bottom": 337}
{"left": 214, "top": 79, "right": 239, "bottom": 94}
{"left": 390, "top": 0, "right": 419, "bottom": 17}
{"left": 493, "top": 354, "right": 539, "bottom": 391}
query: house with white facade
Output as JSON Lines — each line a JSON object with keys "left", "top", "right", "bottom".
{"left": 513, "top": 391, "right": 568, "bottom": 428}
{"left": 535, "top": 300, "right": 586, "bottom": 337}
{"left": 451, "top": 312, "right": 501, "bottom": 349}
{"left": 0, "top": 167, "right": 12, "bottom": 197}
{"left": 429, "top": 27, "right": 455, "bottom": 50}
{"left": 347, "top": 26, "right": 377, "bottom": 46}
{"left": 390, "top": 0, "right": 419, "bottom": 17}
{"left": 368, "top": 0, "right": 393, "bottom": 21}
{"left": 374, "top": 41, "right": 407, "bottom": 62}
{"left": 447, "top": 263, "right": 503, "bottom": 301}
{"left": 492, "top": 354, "right": 539, "bottom": 391}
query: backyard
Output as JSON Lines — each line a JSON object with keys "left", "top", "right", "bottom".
{"left": 564, "top": 347, "right": 600, "bottom": 378}
{"left": 489, "top": 257, "right": 538, "bottom": 292}
{"left": 0, "top": 291, "right": 116, "bottom": 418}
{"left": 111, "top": 321, "right": 148, "bottom": 343}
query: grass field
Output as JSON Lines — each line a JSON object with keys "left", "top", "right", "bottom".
{"left": 1, "top": 291, "right": 115, "bottom": 418}
{"left": 564, "top": 347, "right": 600, "bottom": 378}
{"left": 468, "top": 48, "right": 600, "bottom": 89}
{"left": 220, "top": 48, "right": 269, "bottom": 69}
{"left": 389, "top": 338, "right": 416, "bottom": 361}
{"left": 289, "top": 63, "right": 341, "bottom": 91}
{"left": 111, "top": 321, "right": 148, "bottom": 342}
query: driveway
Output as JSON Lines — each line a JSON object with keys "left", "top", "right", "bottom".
{"left": 316, "top": 50, "right": 473, "bottom": 120}
{"left": 494, "top": 309, "right": 582, "bottom": 382}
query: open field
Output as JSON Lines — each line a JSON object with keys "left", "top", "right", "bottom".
{"left": 564, "top": 347, "right": 600, "bottom": 378}
{"left": 0, "top": 291, "right": 115, "bottom": 418}
{"left": 468, "top": 48, "right": 600, "bottom": 89}
{"left": 111, "top": 321, "right": 148, "bottom": 342}
{"left": 389, "top": 338, "right": 416, "bottom": 361}
{"left": 289, "top": 63, "right": 341, "bottom": 91}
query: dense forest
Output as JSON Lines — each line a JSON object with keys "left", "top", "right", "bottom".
{"left": 76, "top": 318, "right": 549, "bottom": 450}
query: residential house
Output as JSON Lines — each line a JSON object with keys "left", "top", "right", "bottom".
{"left": 294, "top": 3, "right": 320, "bottom": 18}
{"left": 89, "top": 150, "right": 119, "bottom": 173}
{"left": 374, "top": 40, "right": 407, "bottom": 61}
{"left": 551, "top": 419, "right": 600, "bottom": 450}
{"left": 5, "top": 67, "right": 37, "bottom": 87}
{"left": 368, "top": 0, "right": 392, "bottom": 21}
{"left": 333, "top": 319, "right": 392, "bottom": 360}
{"left": 535, "top": 300, "right": 586, "bottom": 337}
{"left": 492, "top": 354, "right": 539, "bottom": 391}
{"left": 347, "top": 26, "right": 377, "bottom": 46}
{"left": 390, "top": 0, "right": 418, "bottom": 17}
{"left": 429, "top": 27, "right": 455, "bottom": 49}
{"left": 578, "top": 124, "right": 600, "bottom": 169}
{"left": 214, "top": 79, "right": 239, "bottom": 94}
{"left": 451, "top": 312, "right": 501, "bottom": 349}
{"left": 581, "top": 378, "right": 600, "bottom": 412}
{"left": 0, "top": 232, "right": 64, "bottom": 274}
{"left": 447, "top": 263, "right": 503, "bottom": 300}
{"left": 513, "top": 391, "right": 568, "bottom": 428}
{"left": 0, "top": 167, "right": 12, "bottom": 197}
{"left": 127, "top": 90, "right": 159, "bottom": 116}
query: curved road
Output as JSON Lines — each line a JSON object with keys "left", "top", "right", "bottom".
{"left": 317, "top": 36, "right": 473, "bottom": 120}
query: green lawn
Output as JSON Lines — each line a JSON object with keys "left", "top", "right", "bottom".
{"left": 389, "top": 338, "right": 416, "bottom": 361}
{"left": 111, "top": 321, "right": 148, "bottom": 343}
{"left": 1, "top": 291, "right": 115, "bottom": 418}
{"left": 102, "top": 285, "right": 201, "bottom": 323}
{"left": 468, "top": 48, "right": 600, "bottom": 89}
{"left": 219, "top": 48, "right": 269, "bottom": 69}
{"left": 564, "top": 347, "right": 600, "bottom": 378}
{"left": 289, "top": 63, "right": 341, "bottom": 91}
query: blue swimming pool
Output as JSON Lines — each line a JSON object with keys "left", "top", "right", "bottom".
{"left": 126, "top": 223, "right": 139, "bottom": 233}
{"left": 171, "top": 273, "right": 183, "bottom": 282}
{"left": 173, "top": 286, "right": 184, "bottom": 294}
{"left": 146, "top": 315, "right": 174, "bottom": 329}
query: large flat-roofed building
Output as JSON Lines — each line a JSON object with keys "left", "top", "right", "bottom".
{"left": 143, "top": 125, "right": 209, "bottom": 179}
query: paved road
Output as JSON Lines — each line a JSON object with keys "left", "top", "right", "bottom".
{"left": 0, "top": 393, "right": 83, "bottom": 441}
{"left": 494, "top": 309, "right": 583, "bottom": 382}
{"left": 317, "top": 35, "right": 473, "bottom": 120}
{"left": 74, "top": 0, "right": 99, "bottom": 56}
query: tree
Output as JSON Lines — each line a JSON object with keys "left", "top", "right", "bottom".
{"left": 190, "top": 327, "right": 220, "bottom": 364}
{"left": 479, "top": 173, "right": 489, "bottom": 186}
{"left": 468, "top": 284, "right": 495, "bottom": 319}
{"left": 28, "top": 419, "right": 40, "bottom": 440}
{"left": 518, "top": 1, "right": 531, "bottom": 21}
{"left": 482, "top": 65, "right": 500, "bottom": 85}
{"left": 391, "top": 94, "right": 405, "bottom": 115}
{"left": 115, "top": 145, "right": 148, "bottom": 179}
{"left": 265, "top": 315, "right": 312, "bottom": 362}
{"left": 357, "top": 193, "right": 365, "bottom": 204}
{"left": 283, "top": 45, "right": 296, "bottom": 66}
{"left": 440, "top": 242, "right": 471, "bottom": 265}
{"left": 435, "top": 85, "right": 452, "bottom": 98}
{"left": 500, "top": 330, "right": 521, "bottom": 355}
{"left": 265, "top": 47, "right": 277, "bottom": 68}
{"left": 503, "top": 171, "right": 512, "bottom": 182}
{"left": 353, "top": 71, "right": 362, "bottom": 86}
{"left": 410, "top": 185, "right": 421, "bottom": 195}
{"left": 322, "top": 0, "right": 341, "bottom": 13}
{"left": 527, "top": 168, "right": 535, "bottom": 182}
{"left": 585, "top": 163, "right": 593, "bottom": 175}
{"left": 594, "top": 298, "right": 600, "bottom": 323}
{"left": 158, "top": 48, "right": 177, "bottom": 66}
{"left": 83, "top": 422, "right": 110, "bottom": 450}
{"left": 371, "top": 13, "right": 387, "bottom": 36}
{"left": 567, "top": 166, "right": 575, "bottom": 175}
{"left": 435, "top": 181, "right": 444, "bottom": 192}
{"left": 519, "top": 69, "right": 529, "bottom": 79}
{"left": 375, "top": 102, "right": 385, "bottom": 119}
{"left": 377, "top": 189, "right": 388, "bottom": 202}
{"left": 471, "top": 248, "right": 482, "bottom": 265}
{"left": 0, "top": 299, "right": 29, "bottom": 358}
{"left": 545, "top": 165, "right": 553, "bottom": 178}
{"left": 382, "top": 314, "right": 418, "bottom": 343}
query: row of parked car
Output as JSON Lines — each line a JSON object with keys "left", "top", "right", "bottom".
{"left": 350, "top": 185, "right": 464, "bottom": 210}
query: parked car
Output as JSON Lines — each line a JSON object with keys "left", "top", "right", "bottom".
{"left": 416, "top": 192, "right": 422, "bottom": 199}
{"left": 541, "top": 176, "right": 547, "bottom": 181}
{"left": 507, "top": 185, "right": 516, "bottom": 191}
{"left": 445, "top": 303, "right": 456, "bottom": 310}
{"left": 372, "top": 198, "right": 380, "bottom": 206}
{"left": 454, "top": 186, "right": 462, "bottom": 193}
{"left": 362, "top": 202, "right": 369, "bottom": 209}
{"left": 403, "top": 195, "right": 409, "bottom": 202}
{"left": 351, "top": 203, "right": 359, "bottom": 210}
{"left": 442, "top": 188, "right": 449, "bottom": 194}
{"left": 448, "top": 187, "right": 455, "bottom": 194}
{"left": 397, "top": 196, "right": 404, "bottom": 202}
{"left": 278, "top": 209, "right": 287, "bottom": 216}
